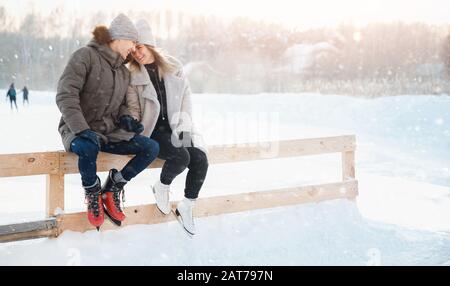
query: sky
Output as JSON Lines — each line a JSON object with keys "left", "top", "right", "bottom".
{"left": 1, "top": 0, "right": 450, "bottom": 29}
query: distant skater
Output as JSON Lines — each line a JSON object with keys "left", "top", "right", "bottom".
{"left": 20, "top": 86, "right": 29, "bottom": 106}
{"left": 6, "top": 83, "right": 18, "bottom": 111}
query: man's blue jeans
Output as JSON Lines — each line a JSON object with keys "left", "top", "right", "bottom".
{"left": 70, "top": 135, "right": 160, "bottom": 187}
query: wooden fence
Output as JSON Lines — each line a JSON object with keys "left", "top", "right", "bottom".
{"left": 0, "top": 135, "right": 357, "bottom": 242}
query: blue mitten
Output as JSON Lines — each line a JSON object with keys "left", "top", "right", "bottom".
{"left": 132, "top": 120, "right": 144, "bottom": 134}
{"left": 77, "top": 129, "right": 102, "bottom": 148}
{"left": 120, "top": 115, "right": 144, "bottom": 134}
{"left": 119, "top": 115, "right": 135, "bottom": 132}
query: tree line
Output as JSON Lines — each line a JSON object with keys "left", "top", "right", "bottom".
{"left": 0, "top": 6, "right": 449, "bottom": 96}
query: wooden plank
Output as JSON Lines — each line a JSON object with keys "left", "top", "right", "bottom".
{"left": 58, "top": 135, "right": 356, "bottom": 174}
{"left": 208, "top": 135, "right": 356, "bottom": 164}
{"left": 58, "top": 202, "right": 175, "bottom": 233}
{"left": 59, "top": 152, "right": 165, "bottom": 174}
{"left": 0, "top": 152, "right": 59, "bottom": 178}
{"left": 0, "top": 136, "right": 356, "bottom": 176}
{"left": 46, "top": 174, "right": 65, "bottom": 217}
{"left": 0, "top": 219, "right": 57, "bottom": 243}
{"left": 0, "top": 135, "right": 356, "bottom": 177}
{"left": 199, "top": 180, "right": 358, "bottom": 215}
{"left": 0, "top": 229, "right": 57, "bottom": 243}
{"left": 58, "top": 180, "right": 358, "bottom": 233}
{"left": 0, "top": 218, "right": 57, "bottom": 234}
{"left": 0, "top": 180, "right": 358, "bottom": 239}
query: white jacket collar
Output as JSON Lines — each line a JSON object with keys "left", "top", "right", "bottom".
{"left": 130, "top": 64, "right": 151, "bottom": 86}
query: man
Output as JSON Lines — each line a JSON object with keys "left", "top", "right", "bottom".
{"left": 56, "top": 14, "right": 160, "bottom": 230}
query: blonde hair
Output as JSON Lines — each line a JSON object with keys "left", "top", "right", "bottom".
{"left": 130, "top": 45, "right": 178, "bottom": 79}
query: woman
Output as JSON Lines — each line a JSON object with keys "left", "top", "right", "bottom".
{"left": 56, "top": 14, "right": 160, "bottom": 230}
{"left": 127, "top": 19, "right": 208, "bottom": 235}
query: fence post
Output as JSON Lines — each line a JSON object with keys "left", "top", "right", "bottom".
{"left": 342, "top": 150, "right": 356, "bottom": 201}
{"left": 342, "top": 151, "right": 355, "bottom": 181}
{"left": 46, "top": 152, "right": 64, "bottom": 218}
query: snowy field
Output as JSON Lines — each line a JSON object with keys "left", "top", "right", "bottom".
{"left": 0, "top": 91, "right": 449, "bottom": 266}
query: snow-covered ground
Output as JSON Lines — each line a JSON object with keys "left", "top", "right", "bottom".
{"left": 0, "top": 91, "right": 449, "bottom": 265}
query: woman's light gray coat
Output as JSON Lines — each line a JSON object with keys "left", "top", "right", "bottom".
{"left": 126, "top": 58, "right": 207, "bottom": 154}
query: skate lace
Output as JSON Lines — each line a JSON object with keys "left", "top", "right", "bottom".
{"left": 155, "top": 185, "right": 171, "bottom": 199}
{"left": 85, "top": 192, "right": 101, "bottom": 217}
{"left": 187, "top": 202, "right": 195, "bottom": 225}
{"left": 191, "top": 207, "right": 194, "bottom": 224}
{"left": 111, "top": 184, "right": 125, "bottom": 212}
{"left": 114, "top": 191, "right": 126, "bottom": 211}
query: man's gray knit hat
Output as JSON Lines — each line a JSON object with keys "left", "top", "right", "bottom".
{"left": 109, "top": 13, "right": 138, "bottom": 42}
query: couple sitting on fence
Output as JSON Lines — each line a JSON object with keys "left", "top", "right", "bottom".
{"left": 55, "top": 14, "right": 208, "bottom": 236}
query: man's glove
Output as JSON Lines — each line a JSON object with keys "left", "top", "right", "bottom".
{"left": 77, "top": 129, "right": 102, "bottom": 148}
{"left": 119, "top": 115, "right": 144, "bottom": 134}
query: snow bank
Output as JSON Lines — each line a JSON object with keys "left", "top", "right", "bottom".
{"left": 0, "top": 200, "right": 448, "bottom": 266}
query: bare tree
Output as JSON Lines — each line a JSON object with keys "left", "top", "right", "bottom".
{"left": 0, "top": 6, "right": 6, "bottom": 32}
{"left": 0, "top": 8, "right": 448, "bottom": 95}
{"left": 445, "top": 30, "right": 450, "bottom": 76}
